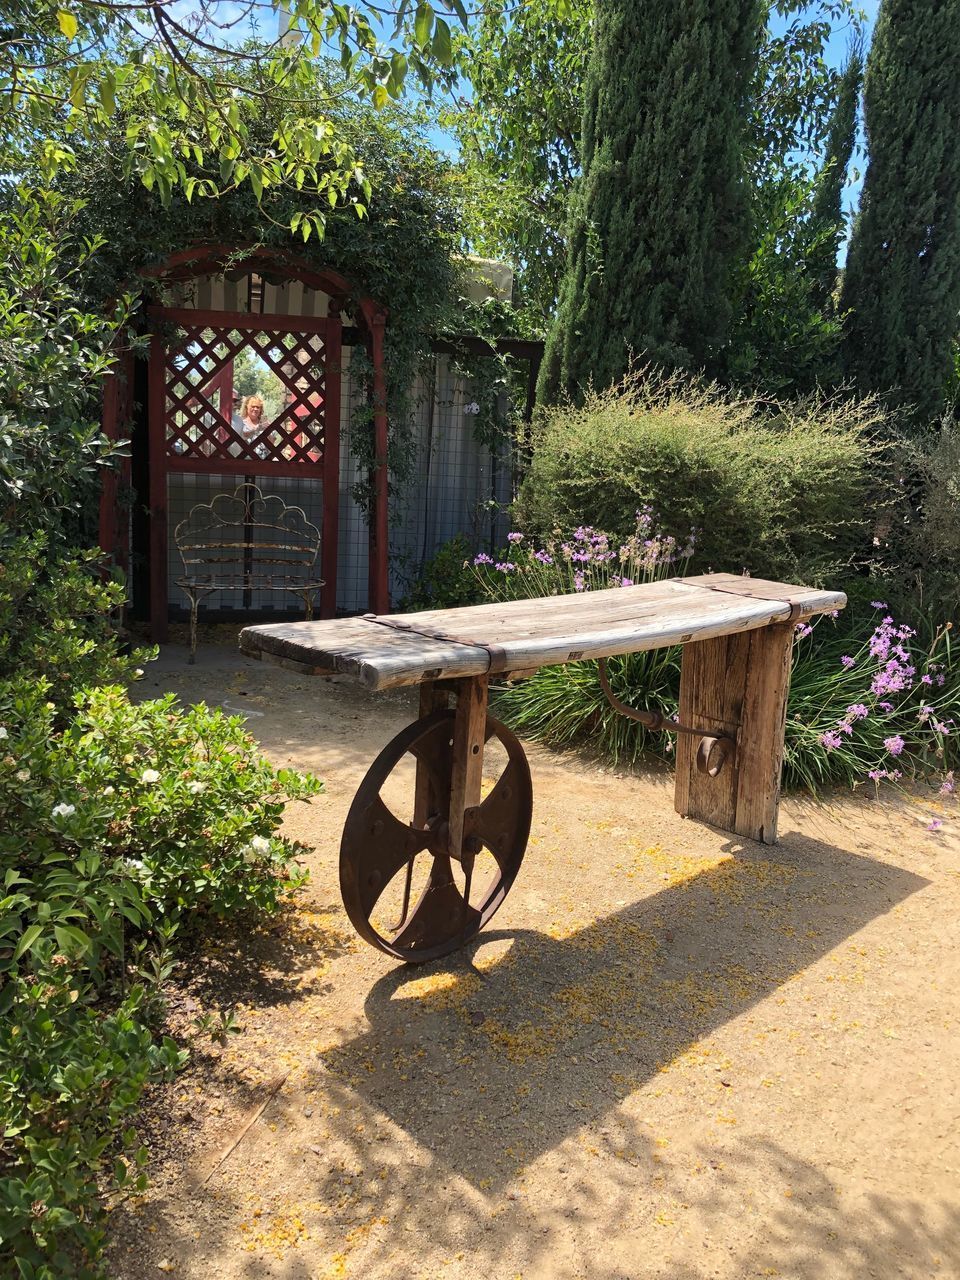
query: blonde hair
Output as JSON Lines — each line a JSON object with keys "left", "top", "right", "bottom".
{"left": 240, "top": 394, "right": 264, "bottom": 420}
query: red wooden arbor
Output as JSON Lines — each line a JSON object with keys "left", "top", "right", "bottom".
{"left": 98, "top": 246, "right": 391, "bottom": 640}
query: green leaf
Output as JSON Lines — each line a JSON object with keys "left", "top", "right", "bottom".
{"left": 414, "top": 3, "right": 434, "bottom": 46}
{"left": 57, "top": 9, "right": 78, "bottom": 38}
{"left": 390, "top": 51, "right": 409, "bottom": 90}
{"left": 432, "top": 17, "right": 452, "bottom": 65}
{"left": 13, "top": 923, "right": 44, "bottom": 962}
{"left": 99, "top": 69, "right": 116, "bottom": 116}
{"left": 54, "top": 924, "right": 91, "bottom": 956}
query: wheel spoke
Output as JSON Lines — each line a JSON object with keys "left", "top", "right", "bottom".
{"left": 391, "top": 855, "right": 481, "bottom": 952}
{"left": 472, "top": 759, "right": 526, "bottom": 873}
{"left": 341, "top": 792, "right": 433, "bottom": 920}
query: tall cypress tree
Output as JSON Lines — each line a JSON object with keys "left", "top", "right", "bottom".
{"left": 840, "top": 0, "right": 960, "bottom": 422}
{"left": 538, "top": 0, "right": 763, "bottom": 404}
{"left": 809, "top": 43, "right": 863, "bottom": 310}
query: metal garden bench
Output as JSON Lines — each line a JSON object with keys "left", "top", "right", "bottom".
{"left": 240, "top": 573, "right": 846, "bottom": 963}
{"left": 175, "top": 485, "right": 323, "bottom": 662}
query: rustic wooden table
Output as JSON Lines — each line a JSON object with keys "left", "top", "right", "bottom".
{"left": 241, "top": 573, "right": 846, "bottom": 962}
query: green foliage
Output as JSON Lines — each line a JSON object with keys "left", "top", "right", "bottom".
{"left": 0, "top": 193, "right": 150, "bottom": 711}
{"left": 0, "top": 184, "right": 322, "bottom": 1277}
{"left": 0, "top": 190, "right": 133, "bottom": 542}
{"left": 2, "top": 1, "right": 468, "bottom": 220}
{"left": 58, "top": 94, "right": 464, "bottom": 507}
{"left": 728, "top": 168, "right": 847, "bottom": 392}
{"left": 808, "top": 42, "right": 863, "bottom": 308}
{"left": 0, "top": 679, "right": 319, "bottom": 1275}
{"left": 899, "top": 423, "right": 960, "bottom": 613}
{"left": 398, "top": 534, "right": 482, "bottom": 611}
{"left": 730, "top": 40, "right": 863, "bottom": 392}
{"left": 445, "top": 0, "right": 590, "bottom": 326}
{"left": 516, "top": 372, "right": 886, "bottom": 585}
{"left": 0, "top": 978, "right": 182, "bottom": 1277}
{"left": 840, "top": 0, "right": 960, "bottom": 423}
{"left": 0, "top": 535, "right": 146, "bottom": 711}
{"left": 495, "top": 611, "right": 958, "bottom": 793}
{"left": 451, "top": 1, "right": 864, "bottom": 360}
{"left": 538, "top": 0, "right": 763, "bottom": 401}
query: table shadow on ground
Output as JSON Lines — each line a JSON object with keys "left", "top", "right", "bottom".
{"left": 314, "top": 832, "right": 927, "bottom": 1190}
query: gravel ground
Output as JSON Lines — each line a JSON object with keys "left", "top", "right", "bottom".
{"left": 108, "top": 639, "right": 960, "bottom": 1280}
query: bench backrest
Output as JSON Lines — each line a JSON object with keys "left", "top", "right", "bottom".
{"left": 174, "top": 485, "right": 321, "bottom": 577}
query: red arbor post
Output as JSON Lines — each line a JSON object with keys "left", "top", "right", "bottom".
{"left": 97, "top": 247, "right": 391, "bottom": 638}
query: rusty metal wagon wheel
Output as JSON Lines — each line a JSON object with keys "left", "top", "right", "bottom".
{"left": 339, "top": 709, "right": 532, "bottom": 963}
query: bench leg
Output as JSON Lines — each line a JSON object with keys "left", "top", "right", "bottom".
{"left": 447, "top": 676, "right": 489, "bottom": 862}
{"left": 187, "top": 592, "right": 200, "bottom": 665}
{"left": 674, "top": 621, "right": 794, "bottom": 845}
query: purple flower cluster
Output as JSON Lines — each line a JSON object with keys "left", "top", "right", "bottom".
{"left": 472, "top": 509, "right": 695, "bottom": 599}
{"left": 804, "top": 608, "right": 957, "bottom": 816}
{"left": 868, "top": 615, "right": 917, "bottom": 698}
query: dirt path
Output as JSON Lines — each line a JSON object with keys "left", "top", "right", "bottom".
{"left": 109, "top": 641, "right": 960, "bottom": 1280}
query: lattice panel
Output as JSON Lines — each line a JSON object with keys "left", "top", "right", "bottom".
{"left": 165, "top": 321, "right": 328, "bottom": 467}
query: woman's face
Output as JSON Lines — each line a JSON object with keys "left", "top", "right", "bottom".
{"left": 248, "top": 402, "right": 263, "bottom": 422}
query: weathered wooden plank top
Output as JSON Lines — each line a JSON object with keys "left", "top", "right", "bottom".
{"left": 239, "top": 573, "right": 846, "bottom": 691}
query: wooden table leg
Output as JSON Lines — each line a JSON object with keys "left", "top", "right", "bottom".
{"left": 447, "top": 675, "right": 488, "bottom": 860}
{"left": 412, "top": 676, "right": 489, "bottom": 860}
{"left": 413, "top": 680, "right": 453, "bottom": 829}
{"left": 674, "top": 621, "right": 794, "bottom": 845}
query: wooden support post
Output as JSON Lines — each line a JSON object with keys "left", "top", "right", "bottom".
{"left": 147, "top": 334, "right": 169, "bottom": 643}
{"left": 674, "top": 622, "right": 794, "bottom": 845}
{"left": 413, "top": 680, "right": 454, "bottom": 828}
{"left": 368, "top": 310, "right": 390, "bottom": 615}
{"left": 447, "top": 676, "right": 488, "bottom": 860}
{"left": 320, "top": 312, "right": 342, "bottom": 619}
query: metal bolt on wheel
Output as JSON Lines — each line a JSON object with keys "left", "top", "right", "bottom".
{"left": 339, "top": 709, "right": 532, "bottom": 963}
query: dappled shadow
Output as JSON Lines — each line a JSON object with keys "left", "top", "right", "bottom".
{"left": 675, "top": 1137, "right": 960, "bottom": 1280}
{"left": 108, "top": 830, "right": 940, "bottom": 1280}
{"left": 313, "top": 831, "right": 925, "bottom": 1189}
{"left": 174, "top": 897, "right": 355, "bottom": 1013}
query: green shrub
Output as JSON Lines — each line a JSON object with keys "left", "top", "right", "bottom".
{"left": 0, "top": 980, "right": 182, "bottom": 1278}
{"left": 471, "top": 510, "right": 694, "bottom": 599}
{"left": 903, "top": 422, "right": 960, "bottom": 612}
{"left": 515, "top": 371, "right": 888, "bottom": 585}
{"left": 0, "top": 185, "right": 326, "bottom": 1278}
{"left": 398, "top": 534, "right": 485, "bottom": 611}
{"left": 0, "top": 533, "right": 147, "bottom": 710}
{"left": 0, "top": 679, "right": 321, "bottom": 1275}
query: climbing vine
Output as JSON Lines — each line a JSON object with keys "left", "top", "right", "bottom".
{"left": 57, "top": 89, "right": 477, "bottom": 508}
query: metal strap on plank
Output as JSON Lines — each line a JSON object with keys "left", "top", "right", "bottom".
{"left": 362, "top": 613, "right": 511, "bottom": 674}
{"left": 673, "top": 578, "right": 807, "bottom": 624}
